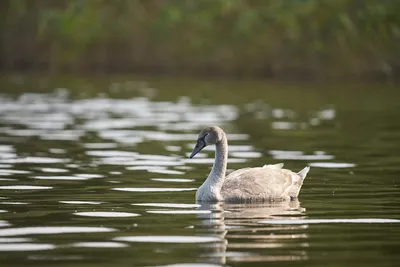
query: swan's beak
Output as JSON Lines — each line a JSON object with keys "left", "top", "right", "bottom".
{"left": 190, "top": 140, "right": 205, "bottom": 158}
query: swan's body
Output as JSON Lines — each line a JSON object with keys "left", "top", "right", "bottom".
{"left": 190, "top": 126, "right": 310, "bottom": 203}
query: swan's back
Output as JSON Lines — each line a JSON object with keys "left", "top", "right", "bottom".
{"left": 221, "top": 163, "right": 309, "bottom": 202}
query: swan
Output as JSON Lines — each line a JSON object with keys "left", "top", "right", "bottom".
{"left": 189, "top": 126, "right": 310, "bottom": 202}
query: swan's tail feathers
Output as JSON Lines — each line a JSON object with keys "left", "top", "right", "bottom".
{"left": 263, "top": 163, "right": 284, "bottom": 169}
{"left": 298, "top": 166, "right": 310, "bottom": 180}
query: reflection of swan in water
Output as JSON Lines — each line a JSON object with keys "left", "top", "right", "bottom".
{"left": 196, "top": 201, "right": 309, "bottom": 264}
{"left": 221, "top": 200, "right": 305, "bottom": 220}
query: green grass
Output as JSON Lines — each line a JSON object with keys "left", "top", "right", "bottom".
{"left": 1, "top": 0, "right": 400, "bottom": 81}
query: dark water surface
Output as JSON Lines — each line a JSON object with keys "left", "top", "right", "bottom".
{"left": 0, "top": 76, "right": 399, "bottom": 267}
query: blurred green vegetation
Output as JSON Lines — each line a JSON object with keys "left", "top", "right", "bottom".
{"left": 1, "top": 0, "right": 400, "bottom": 81}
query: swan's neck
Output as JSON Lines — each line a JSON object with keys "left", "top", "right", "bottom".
{"left": 209, "top": 135, "right": 228, "bottom": 186}
{"left": 197, "top": 134, "right": 228, "bottom": 201}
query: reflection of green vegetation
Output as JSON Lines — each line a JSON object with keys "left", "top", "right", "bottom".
{"left": 2, "top": 0, "right": 400, "bottom": 80}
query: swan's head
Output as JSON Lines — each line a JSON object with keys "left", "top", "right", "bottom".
{"left": 189, "top": 126, "right": 224, "bottom": 158}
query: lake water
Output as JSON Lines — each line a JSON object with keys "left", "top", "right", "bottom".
{"left": 0, "top": 76, "right": 399, "bottom": 267}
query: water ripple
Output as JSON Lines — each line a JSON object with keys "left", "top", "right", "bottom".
{"left": 0, "top": 237, "right": 32, "bottom": 242}
{"left": 74, "top": 212, "right": 140, "bottom": 217}
{"left": 32, "top": 176, "right": 90, "bottom": 181}
{"left": 132, "top": 203, "right": 200, "bottom": 208}
{"left": 71, "top": 242, "right": 128, "bottom": 248}
{"left": 0, "top": 169, "right": 31, "bottom": 174}
{"left": 159, "top": 264, "right": 223, "bottom": 267}
{"left": 0, "top": 226, "right": 117, "bottom": 236}
{"left": 75, "top": 174, "right": 104, "bottom": 178}
{"left": 269, "top": 150, "right": 334, "bottom": 161}
{"left": 40, "top": 168, "right": 69, "bottom": 173}
{"left": 0, "top": 202, "right": 29, "bottom": 205}
{"left": 113, "top": 187, "right": 196, "bottom": 192}
{"left": 0, "top": 145, "right": 14, "bottom": 152}
{"left": 308, "top": 162, "right": 356, "bottom": 168}
{"left": 0, "top": 243, "right": 55, "bottom": 251}
{"left": 146, "top": 210, "right": 211, "bottom": 215}
{"left": 59, "top": 201, "right": 103, "bottom": 205}
{"left": 0, "top": 157, "right": 69, "bottom": 164}
{"left": 0, "top": 185, "right": 52, "bottom": 190}
{"left": 86, "top": 150, "right": 138, "bottom": 157}
{"left": 151, "top": 178, "right": 195, "bottom": 183}
{"left": 113, "top": 235, "right": 221, "bottom": 243}
{"left": 147, "top": 169, "right": 185, "bottom": 175}
{"left": 83, "top": 143, "right": 118, "bottom": 149}
{"left": 230, "top": 151, "right": 263, "bottom": 158}
{"left": 0, "top": 164, "right": 12, "bottom": 168}
{"left": 260, "top": 218, "right": 400, "bottom": 225}
{"left": 48, "top": 148, "right": 66, "bottom": 154}
{"left": 0, "top": 220, "right": 10, "bottom": 227}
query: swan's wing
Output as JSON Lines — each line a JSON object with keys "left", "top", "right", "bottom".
{"left": 222, "top": 167, "right": 294, "bottom": 202}
{"left": 263, "top": 163, "right": 284, "bottom": 169}
{"left": 225, "top": 163, "right": 283, "bottom": 179}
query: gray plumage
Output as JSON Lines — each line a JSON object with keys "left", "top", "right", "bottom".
{"left": 190, "top": 126, "right": 310, "bottom": 203}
